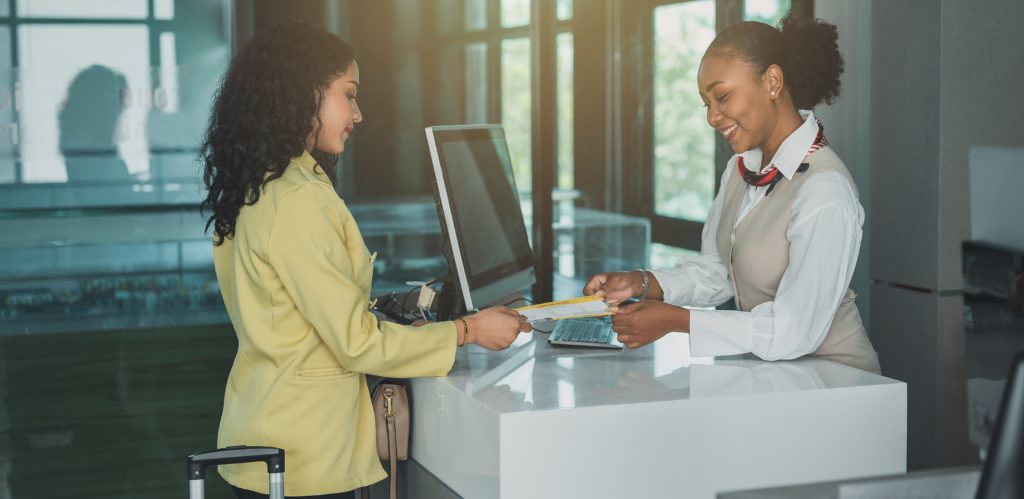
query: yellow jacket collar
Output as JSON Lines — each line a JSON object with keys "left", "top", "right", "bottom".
{"left": 290, "top": 150, "right": 332, "bottom": 186}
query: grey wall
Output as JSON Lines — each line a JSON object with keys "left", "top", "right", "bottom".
{"left": 870, "top": 0, "right": 943, "bottom": 291}
{"left": 867, "top": 0, "right": 1024, "bottom": 471}
{"left": 939, "top": 0, "right": 1024, "bottom": 288}
{"left": 814, "top": 0, "right": 873, "bottom": 328}
{"left": 869, "top": 0, "right": 957, "bottom": 472}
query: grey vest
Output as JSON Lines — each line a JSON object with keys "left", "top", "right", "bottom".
{"left": 716, "top": 147, "right": 881, "bottom": 374}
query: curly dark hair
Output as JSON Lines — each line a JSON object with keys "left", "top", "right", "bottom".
{"left": 708, "top": 14, "right": 844, "bottom": 110}
{"left": 200, "top": 20, "right": 357, "bottom": 244}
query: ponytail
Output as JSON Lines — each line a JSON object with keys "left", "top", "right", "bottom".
{"left": 706, "top": 14, "right": 844, "bottom": 109}
{"left": 779, "top": 15, "right": 843, "bottom": 109}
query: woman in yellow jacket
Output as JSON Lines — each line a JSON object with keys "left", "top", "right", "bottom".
{"left": 200, "top": 21, "right": 532, "bottom": 499}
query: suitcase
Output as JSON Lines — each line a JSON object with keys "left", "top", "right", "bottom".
{"left": 187, "top": 445, "right": 285, "bottom": 499}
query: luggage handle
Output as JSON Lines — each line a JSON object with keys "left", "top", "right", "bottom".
{"left": 187, "top": 446, "right": 285, "bottom": 499}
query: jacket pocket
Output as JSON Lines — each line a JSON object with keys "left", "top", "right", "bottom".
{"left": 295, "top": 367, "right": 357, "bottom": 381}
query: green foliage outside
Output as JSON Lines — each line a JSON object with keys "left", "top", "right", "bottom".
{"left": 653, "top": 1, "right": 717, "bottom": 222}
{"left": 743, "top": 0, "right": 791, "bottom": 26}
{"left": 502, "top": 37, "right": 532, "bottom": 195}
{"left": 557, "top": 32, "right": 574, "bottom": 190}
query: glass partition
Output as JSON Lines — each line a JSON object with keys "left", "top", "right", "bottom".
{"left": 0, "top": 1, "right": 230, "bottom": 335}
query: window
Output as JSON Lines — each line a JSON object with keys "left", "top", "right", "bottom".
{"left": 501, "top": 0, "right": 529, "bottom": 28}
{"left": 501, "top": 35, "right": 532, "bottom": 193}
{"left": 744, "top": 0, "right": 791, "bottom": 25}
{"left": 433, "top": 0, "right": 576, "bottom": 301}
{"left": 0, "top": 2, "right": 231, "bottom": 330}
{"left": 652, "top": 1, "right": 716, "bottom": 223}
{"left": 0, "top": 2, "right": 228, "bottom": 196}
{"left": 556, "top": 0, "right": 572, "bottom": 21}
{"left": 19, "top": 24, "right": 151, "bottom": 183}
{"left": 465, "top": 43, "right": 488, "bottom": 123}
{"left": 556, "top": 31, "right": 573, "bottom": 190}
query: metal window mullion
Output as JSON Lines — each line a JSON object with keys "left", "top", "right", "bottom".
{"left": 10, "top": 17, "right": 164, "bottom": 25}
{"left": 148, "top": 0, "right": 161, "bottom": 70}
{"left": 530, "top": 0, "right": 556, "bottom": 302}
{"left": 9, "top": 0, "right": 19, "bottom": 184}
{"left": 438, "top": 26, "right": 531, "bottom": 44}
{"left": 638, "top": 0, "right": 654, "bottom": 221}
{"left": 487, "top": 39, "right": 500, "bottom": 123}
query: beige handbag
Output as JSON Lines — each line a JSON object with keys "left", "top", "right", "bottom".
{"left": 363, "top": 379, "right": 409, "bottom": 499}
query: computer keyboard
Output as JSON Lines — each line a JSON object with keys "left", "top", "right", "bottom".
{"left": 548, "top": 316, "right": 623, "bottom": 349}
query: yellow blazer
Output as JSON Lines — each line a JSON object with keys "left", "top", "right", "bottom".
{"left": 213, "top": 151, "right": 457, "bottom": 495}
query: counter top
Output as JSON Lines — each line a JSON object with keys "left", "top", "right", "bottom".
{"left": 439, "top": 331, "right": 899, "bottom": 414}
{"left": 410, "top": 332, "right": 907, "bottom": 498}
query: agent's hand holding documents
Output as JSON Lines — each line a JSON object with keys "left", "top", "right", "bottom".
{"left": 608, "top": 300, "right": 689, "bottom": 349}
{"left": 583, "top": 270, "right": 689, "bottom": 349}
{"left": 514, "top": 295, "right": 612, "bottom": 323}
{"left": 583, "top": 271, "right": 663, "bottom": 304}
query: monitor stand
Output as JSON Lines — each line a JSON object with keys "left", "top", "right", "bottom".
{"left": 435, "top": 276, "right": 533, "bottom": 322}
{"left": 435, "top": 277, "right": 466, "bottom": 322}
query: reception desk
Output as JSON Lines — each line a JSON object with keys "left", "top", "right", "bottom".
{"left": 409, "top": 332, "right": 906, "bottom": 499}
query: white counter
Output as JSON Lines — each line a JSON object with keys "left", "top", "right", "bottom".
{"left": 410, "top": 332, "right": 906, "bottom": 499}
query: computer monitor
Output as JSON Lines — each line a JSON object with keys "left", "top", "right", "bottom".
{"left": 425, "top": 124, "right": 535, "bottom": 312}
{"left": 975, "top": 353, "right": 1024, "bottom": 499}
{"left": 963, "top": 240, "right": 1024, "bottom": 455}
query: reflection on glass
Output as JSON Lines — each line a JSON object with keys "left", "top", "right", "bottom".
{"left": 465, "top": 43, "right": 487, "bottom": 124}
{"left": 557, "top": 378, "right": 575, "bottom": 408}
{"left": 551, "top": 207, "right": 651, "bottom": 300}
{"left": 60, "top": 65, "right": 132, "bottom": 185}
{"left": 18, "top": 25, "right": 150, "bottom": 183}
{"left": 650, "top": 242, "right": 698, "bottom": 269}
{"left": 501, "top": 0, "right": 530, "bottom": 28}
{"left": 501, "top": 37, "right": 531, "bottom": 195}
{"left": 652, "top": 1, "right": 716, "bottom": 222}
{"left": 154, "top": 0, "right": 174, "bottom": 20}
{"left": 492, "top": 357, "right": 535, "bottom": 408}
{"left": 557, "top": 31, "right": 573, "bottom": 295}
{"left": 556, "top": 32, "right": 573, "bottom": 190}
{"left": 0, "top": 0, "right": 8, "bottom": 17}
{"left": 464, "top": 0, "right": 486, "bottom": 30}
{"left": 0, "top": 26, "right": 13, "bottom": 184}
{"left": 556, "top": 0, "right": 572, "bottom": 20}
{"left": 437, "top": 44, "right": 462, "bottom": 123}
{"left": 0, "top": 2, "right": 231, "bottom": 336}
{"left": 0, "top": 208, "right": 223, "bottom": 331}
{"left": 744, "top": 0, "right": 791, "bottom": 26}
{"left": 17, "top": 0, "right": 147, "bottom": 18}
{"left": 435, "top": 0, "right": 459, "bottom": 34}
{"left": 158, "top": 32, "right": 179, "bottom": 113}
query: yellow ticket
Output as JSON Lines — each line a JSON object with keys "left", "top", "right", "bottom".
{"left": 514, "top": 295, "right": 611, "bottom": 323}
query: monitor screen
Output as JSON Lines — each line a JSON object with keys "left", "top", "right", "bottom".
{"left": 426, "top": 125, "right": 534, "bottom": 311}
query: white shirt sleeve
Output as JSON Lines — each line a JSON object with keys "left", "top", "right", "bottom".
{"left": 688, "top": 171, "right": 864, "bottom": 360}
{"left": 648, "top": 165, "right": 736, "bottom": 309}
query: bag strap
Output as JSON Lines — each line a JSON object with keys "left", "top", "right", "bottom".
{"left": 361, "top": 405, "right": 400, "bottom": 499}
{"left": 387, "top": 411, "right": 398, "bottom": 499}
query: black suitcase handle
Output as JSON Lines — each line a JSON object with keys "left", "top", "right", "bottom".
{"left": 187, "top": 446, "right": 285, "bottom": 499}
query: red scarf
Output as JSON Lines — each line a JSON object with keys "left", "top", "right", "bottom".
{"left": 737, "top": 118, "right": 828, "bottom": 194}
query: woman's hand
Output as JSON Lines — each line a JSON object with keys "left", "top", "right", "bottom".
{"left": 583, "top": 271, "right": 643, "bottom": 305}
{"left": 462, "top": 306, "right": 533, "bottom": 351}
{"left": 610, "top": 301, "right": 689, "bottom": 349}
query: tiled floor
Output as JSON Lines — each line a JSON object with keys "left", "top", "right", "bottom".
{"left": 0, "top": 325, "right": 238, "bottom": 499}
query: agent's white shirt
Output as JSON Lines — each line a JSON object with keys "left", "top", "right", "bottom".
{"left": 649, "top": 110, "right": 865, "bottom": 361}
